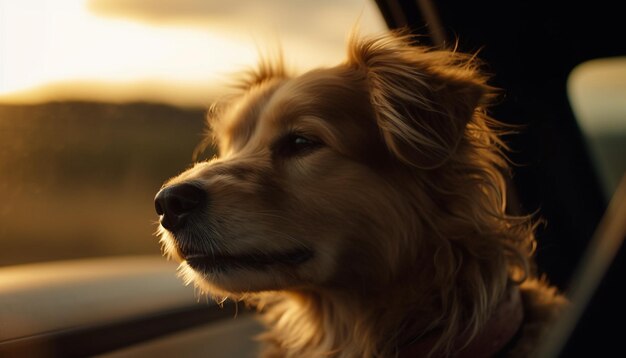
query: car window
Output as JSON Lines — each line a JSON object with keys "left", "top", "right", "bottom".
{"left": 568, "top": 57, "right": 626, "bottom": 200}
{"left": 0, "top": 0, "right": 386, "bottom": 266}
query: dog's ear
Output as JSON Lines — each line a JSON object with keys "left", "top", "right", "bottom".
{"left": 349, "top": 33, "right": 492, "bottom": 169}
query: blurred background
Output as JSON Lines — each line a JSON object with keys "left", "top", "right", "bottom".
{"left": 1, "top": 1, "right": 624, "bottom": 356}
{"left": 0, "top": 0, "right": 386, "bottom": 266}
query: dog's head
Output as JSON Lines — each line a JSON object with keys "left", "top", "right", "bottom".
{"left": 155, "top": 32, "right": 533, "bottom": 300}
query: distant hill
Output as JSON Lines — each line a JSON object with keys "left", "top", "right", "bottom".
{"left": 0, "top": 101, "right": 213, "bottom": 266}
{"left": 0, "top": 101, "right": 209, "bottom": 187}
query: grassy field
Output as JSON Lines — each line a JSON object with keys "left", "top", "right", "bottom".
{"left": 0, "top": 101, "right": 212, "bottom": 266}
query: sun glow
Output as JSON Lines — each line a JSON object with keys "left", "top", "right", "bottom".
{"left": 0, "top": 0, "right": 386, "bottom": 107}
{"left": 0, "top": 1, "right": 260, "bottom": 106}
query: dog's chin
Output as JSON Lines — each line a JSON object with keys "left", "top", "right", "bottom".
{"left": 184, "top": 248, "right": 313, "bottom": 272}
{"left": 174, "top": 247, "right": 316, "bottom": 294}
{"left": 158, "top": 229, "right": 334, "bottom": 294}
{"left": 180, "top": 250, "right": 313, "bottom": 296}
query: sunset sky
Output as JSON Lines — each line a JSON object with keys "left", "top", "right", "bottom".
{"left": 0, "top": 0, "right": 385, "bottom": 107}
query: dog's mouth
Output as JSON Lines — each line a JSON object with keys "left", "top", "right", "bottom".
{"left": 184, "top": 248, "right": 313, "bottom": 273}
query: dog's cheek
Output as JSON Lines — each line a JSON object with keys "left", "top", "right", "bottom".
{"left": 283, "top": 159, "right": 403, "bottom": 276}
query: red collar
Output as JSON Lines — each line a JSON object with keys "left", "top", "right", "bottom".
{"left": 400, "top": 286, "right": 524, "bottom": 357}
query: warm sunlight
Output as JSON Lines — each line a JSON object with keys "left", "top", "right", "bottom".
{"left": 0, "top": 0, "right": 386, "bottom": 107}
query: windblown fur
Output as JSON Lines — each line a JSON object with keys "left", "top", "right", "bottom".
{"left": 156, "top": 31, "right": 567, "bottom": 357}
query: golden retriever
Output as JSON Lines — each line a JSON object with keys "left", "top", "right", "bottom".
{"left": 155, "top": 31, "right": 566, "bottom": 357}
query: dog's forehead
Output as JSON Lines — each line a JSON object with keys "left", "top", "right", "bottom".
{"left": 265, "top": 67, "right": 369, "bottom": 124}
{"left": 220, "top": 66, "right": 376, "bottom": 152}
{"left": 215, "top": 78, "right": 284, "bottom": 152}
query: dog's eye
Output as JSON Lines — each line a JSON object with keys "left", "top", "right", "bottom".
{"left": 273, "top": 134, "right": 323, "bottom": 158}
{"left": 293, "top": 136, "right": 314, "bottom": 146}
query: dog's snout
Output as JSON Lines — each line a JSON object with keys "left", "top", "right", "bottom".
{"left": 155, "top": 183, "right": 206, "bottom": 231}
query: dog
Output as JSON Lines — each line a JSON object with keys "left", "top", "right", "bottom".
{"left": 154, "top": 31, "right": 567, "bottom": 357}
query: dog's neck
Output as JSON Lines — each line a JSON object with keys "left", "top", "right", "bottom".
{"left": 399, "top": 285, "right": 524, "bottom": 357}
{"left": 257, "top": 283, "right": 523, "bottom": 357}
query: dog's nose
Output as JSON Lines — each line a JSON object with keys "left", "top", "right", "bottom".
{"left": 154, "top": 183, "right": 206, "bottom": 231}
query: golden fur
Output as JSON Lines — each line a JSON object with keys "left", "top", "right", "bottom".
{"left": 157, "top": 31, "right": 567, "bottom": 357}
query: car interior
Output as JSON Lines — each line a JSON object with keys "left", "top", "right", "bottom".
{"left": 0, "top": 0, "right": 624, "bottom": 356}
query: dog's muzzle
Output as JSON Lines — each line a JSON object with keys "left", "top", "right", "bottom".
{"left": 154, "top": 183, "right": 206, "bottom": 231}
